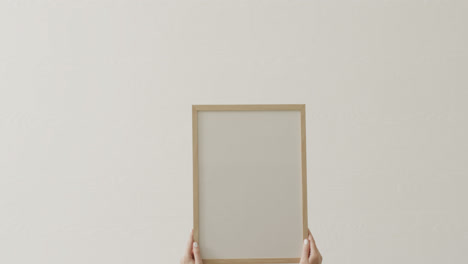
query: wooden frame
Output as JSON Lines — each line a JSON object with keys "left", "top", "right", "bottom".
{"left": 192, "top": 104, "right": 308, "bottom": 264}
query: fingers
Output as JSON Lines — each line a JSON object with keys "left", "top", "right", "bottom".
{"left": 308, "top": 229, "right": 318, "bottom": 251}
{"left": 185, "top": 229, "right": 194, "bottom": 257}
{"left": 193, "top": 242, "right": 203, "bottom": 264}
{"left": 308, "top": 229, "right": 322, "bottom": 262}
{"left": 300, "top": 238, "right": 310, "bottom": 261}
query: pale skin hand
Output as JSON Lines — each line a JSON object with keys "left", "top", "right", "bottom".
{"left": 300, "top": 229, "right": 323, "bottom": 264}
{"left": 181, "top": 229, "right": 321, "bottom": 264}
{"left": 180, "top": 230, "right": 202, "bottom": 264}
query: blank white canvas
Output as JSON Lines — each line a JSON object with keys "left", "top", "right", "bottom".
{"left": 197, "top": 110, "right": 304, "bottom": 259}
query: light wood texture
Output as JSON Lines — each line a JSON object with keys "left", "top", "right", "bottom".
{"left": 193, "top": 104, "right": 304, "bottom": 111}
{"left": 300, "top": 106, "right": 309, "bottom": 239}
{"left": 193, "top": 104, "right": 308, "bottom": 263}
{"left": 192, "top": 105, "right": 199, "bottom": 243}
{"left": 203, "top": 258, "right": 301, "bottom": 264}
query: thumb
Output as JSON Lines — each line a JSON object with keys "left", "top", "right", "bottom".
{"left": 300, "top": 238, "right": 310, "bottom": 261}
{"left": 193, "top": 242, "right": 203, "bottom": 264}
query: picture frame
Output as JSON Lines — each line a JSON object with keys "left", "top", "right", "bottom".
{"left": 192, "top": 104, "right": 309, "bottom": 264}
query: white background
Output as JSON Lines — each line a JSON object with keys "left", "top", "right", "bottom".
{"left": 0, "top": 1, "right": 467, "bottom": 264}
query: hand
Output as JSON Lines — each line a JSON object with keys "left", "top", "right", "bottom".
{"left": 180, "top": 229, "right": 203, "bottom": 264}
{"left": 300, "top": 229, "right": 322, "bottom": 264}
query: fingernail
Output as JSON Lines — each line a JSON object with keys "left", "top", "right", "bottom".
{"left": 304, "top": 239, "right": 308, "bottom": 245}
{"left": 193, "top": 242, "right": 198, "bottom": 248}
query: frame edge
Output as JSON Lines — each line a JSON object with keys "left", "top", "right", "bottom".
{"left": 192, "top": 105, "right": 200, "bottom": 243}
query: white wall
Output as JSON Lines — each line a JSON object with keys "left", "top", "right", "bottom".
{"left": 1, "top": 1, "right": 467, "bottom": 264}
